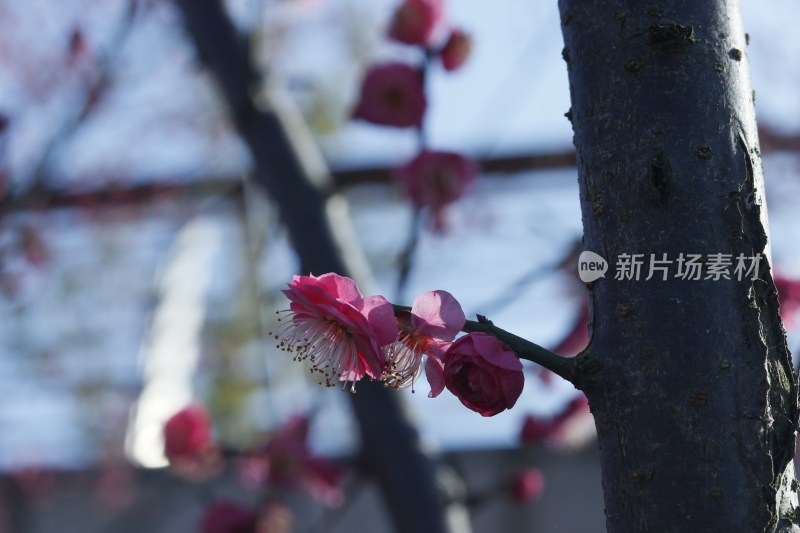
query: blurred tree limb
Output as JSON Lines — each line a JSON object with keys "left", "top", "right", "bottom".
{"left": 171, "top": 1, "right": 463, "bottom": 532}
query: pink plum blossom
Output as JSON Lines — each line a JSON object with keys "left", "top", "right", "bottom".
{"left": 395, "top": 150, "right": 477, "bottom": 231}
{"left": 163, "top": 404, "right": 221, "bottom": 479}
{"left": 352, "top": 63, "right": 426, "bottom": 128}
{"left": 382, "top": 290, "right": 465, "bottom": 392}
{"left": 387, "top": 0, "right": 443, "bottom": 46}
{"left": 510, "top": 468, "right": 545, "bottom": 504}
{"left": 442, "top": 333, "right": 524, "bottom": 416}
{"left": 275, "top": 273, "right": 397, "bottom": 389}
{"left": 439, "top": 29, "right": 472, "bottom": 72}
{"left": 163, "top": 404, "right": 213, "bottom": 463}
{"left": 239, "top": 415, "right": 344, "bottom": 508}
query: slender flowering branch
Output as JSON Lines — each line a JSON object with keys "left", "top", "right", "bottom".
{"left": 392, "top": 304, "right": 577, "bottom": 383}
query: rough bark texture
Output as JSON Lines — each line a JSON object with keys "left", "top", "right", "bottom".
{"left": 173, "top": 2, "right": 454, "bottom": 532}
{"left": 559, "top": 1, "right": 800, "bottom": 531}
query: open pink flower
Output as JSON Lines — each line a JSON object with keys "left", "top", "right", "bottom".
{"left": 275, "top": 273, "right": 396, "bottom": 389}
{"left": 396, "top": 150, "right": 477, "bottom": 230}
{"left": 353, "top": 63, "right": 426, "bottom": 128}
{"left": 439, "top": 29, "right": 472, "bottom": 72}
{"left": 243, "top": 415, "right": 344, "bottom": 508}
{"left": 382, "top": 290, "right": 465, "bottom": 392}
{"left": 200, "top": 501, "right": 257, "bottom": 533}
{"left": 387, "top": 0, "right": 442, "bottom": 46}
{"left": 510, "top": 468, "right": 545, "bottom": 505}
{"left": 442, "top": 333, "right": 524, "bottom": 416}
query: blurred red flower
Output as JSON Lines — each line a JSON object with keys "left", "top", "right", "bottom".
{"left": 396, "top": 150, "right": 476, "bottom": 230}
{"left": 200, "top": 501, "right": 257, "bottom": 533}
{"left": 164, "top": 404, "right": 213, "bottom": 462}
{"left": 353, "top": 63, "right": 426, "bottom": 128}
{"left": 440, "top": 29, "right": 472, "bottom": 72}
{"left": 240, "top": 415, "right": 344, "bottom": 508}
{"left": 387, "top": 0, "right": 443, "bottom": 46}
{"left": 510, "top": 468, "right": 544, "bottom": 504}
{"left": 775, "top": 273, "right": 800, "bottom": 328}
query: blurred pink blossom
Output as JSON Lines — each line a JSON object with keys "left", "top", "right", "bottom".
{"left": 510, "top": 468, "right": 544, "bottom": 504}
{"left": 396, "top": 150, "right": 477, "bottom": 231}
{"left": 520, "top": 393, "right": 593, "bottom": 449}
{"left": 164, "top": 404, "right": 213, "bottom": 463}
{"left": 200, "top": 501, "right": 257, "bottom": 533}
{"left": 163, "top": 404, "right": 220, "bottom": 479}
{"left": 387, "top": 0, "right": 443, "bottom": 46}
{"left": 353, "top": 63, "right": 426, "bottom": 128}
{"left": 439, "top": 29, "right": 472, "bottom": 72}
{"left": 775, "top": 273, "right": 800, "bottom": 329}
{"left": 241, "top": 415, "right": 344, "bottom": 508}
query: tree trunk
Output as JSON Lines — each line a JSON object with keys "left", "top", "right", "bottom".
{"left": 559, "top": 1, "right": 800, "bottom": 531}
{"left": 173, "top": 2, "right": 457, "bottom": 532}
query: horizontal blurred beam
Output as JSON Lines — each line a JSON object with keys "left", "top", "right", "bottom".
{"left": 331, "top": 149, "right": 577, "bottom": 186}
{"left": 4, "top": 123, "right": 800, "bottom": 212}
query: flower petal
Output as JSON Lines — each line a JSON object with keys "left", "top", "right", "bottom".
{"left": 314, "top": 273, "right": 363, "bottom": 307}
{"left": 410, "top": 290, "right": 465, "bottom": 341}
{"left": 469, "top": 333, "right": 522, "bottom": 371}
{"left": 361, "top": 295, "right": 399, "bottom": 346}
{"left": 425, "top": 355, "right": 445, "bottom": 398}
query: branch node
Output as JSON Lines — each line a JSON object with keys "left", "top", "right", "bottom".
{"left": 476, "top": 314, "right": 493, "bottom": 325}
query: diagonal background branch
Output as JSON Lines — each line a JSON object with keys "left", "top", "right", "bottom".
{"left": 171, "top": 1, "right": 461, "bottom": 532}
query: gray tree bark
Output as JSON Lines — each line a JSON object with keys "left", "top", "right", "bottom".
{"left": 559, "top": 0, "right": 800, "bottom": 531}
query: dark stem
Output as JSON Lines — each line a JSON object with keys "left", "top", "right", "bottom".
{"left": 392, "top": 304, "right": 577, "bottom": 383}
{"left": 395, "top": 207, "right": 422, "bottom": 301}
{"left": 394, "top": 48, "right": 433, "bottom": 301}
